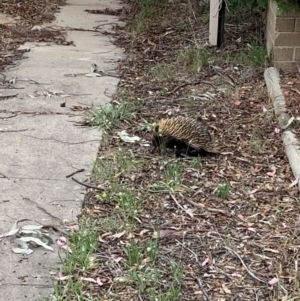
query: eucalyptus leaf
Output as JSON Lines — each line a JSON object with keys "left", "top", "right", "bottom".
{"left": 19, "top": 237, "right": 54, "bottom": 251}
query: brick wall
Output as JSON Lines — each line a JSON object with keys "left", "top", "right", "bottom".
{"left": 266, "top": 1, "right": 300, "bottom": 71}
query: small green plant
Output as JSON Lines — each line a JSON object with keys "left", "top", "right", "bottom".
{"left": 248, "top": 45, "right": 267, "bottom": 67}
{"left": 92, "top": 158, "right": 114, "bottom": 181}
{"left": 149, "top": 63, "right": 175, "bottom": 82}
{"left": 149, "top": 162, "right": 187, "bottom": 193}
{"left": 177, "top": 46, "right": 212, "bottom": 73}
{"left": 85, "top": 101, "right": 134, "bottom": 130}
{"left": 93, "top": 151, "right": 143, "bottom": 182}
{"left": 168, "top": 283, "right": 181, "bottom": 300}
{"left": 231, "top": 45, "right": 268, "bottom": 67}
{"left": 170, "top": 261, "right": 183, "bottom": 283}
{"left": 118, "top": 190, "right": 141, "bottom": 219}
{"left": 129, "top": 269, "right": 148, "bottom": 292}
{"left": 128, "top": 0, "right": 168, "bottom": 33}
{"left": 52, "top": 278, "right": 85, "bottom": 301}
{"left": 137, "top": 118, "right": 157, "bottom": 132}
{"left": 149, "top": 289, "right": 170, "bottom": 301}
{"left": 146, "top": 239, "right": 159, "bottom": 264}
{"left": 190, "top": 157, "right": 202, "bottom": 169}
{"left": 250, "top": 132, "right": 263, "bottom": 152}
{"left": 115, "top": 151, "right": 143, "bottom": 172}
{"left": 217, "top": 180, "right": 230, "bottom": 199}
{"left": 123, "top": 239, "right": 144, "bottom": 266}
{"left": 61, "top": 220, "right": 99, "bottom": 274}
{"left": 129, "top": 267, "right": 159, "bottom": 293}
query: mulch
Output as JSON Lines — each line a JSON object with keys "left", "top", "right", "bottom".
{"left": 80, "top": 1, "right": 300, "bottom": 301}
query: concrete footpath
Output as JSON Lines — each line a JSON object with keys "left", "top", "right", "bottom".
{"left": 0, "top": 0, "right": 123, "bottom": 299}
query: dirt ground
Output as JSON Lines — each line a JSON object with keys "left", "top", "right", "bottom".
{"left": 79, "top": 1, "right": 300, "bottom": 301}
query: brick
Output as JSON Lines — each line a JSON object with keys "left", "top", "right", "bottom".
{"left": 275, "top": 32, "right": 300, "bottom": 46}
{"left": 278, "top": 10, "right": 300, "bottom": 17}
{"left": 295, "top": 18, "right": 300, "bottom": 31}
{"left": 274, "top": 61, "right": 299, "bottom": 71}
{"left": 274, "top": 47, "right": 294, "bottom": 61}
{"left": 276, "top": 18, "right": 295, "bottom": 32}
{"left": 295, "top": 47, "right": 300, "bottom": 60}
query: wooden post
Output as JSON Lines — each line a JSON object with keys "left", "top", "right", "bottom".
{"left": 209, "top": 0, "right": 219, "bottom": 45}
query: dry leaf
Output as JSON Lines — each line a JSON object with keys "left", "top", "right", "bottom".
{"left": 268, "top": 277, "right": 279, "bottom": 285}
{"left": 222, "top": 283, "right": 231, "bottom": 294}
{"left": 201, "top": 257, "right": 210, "bottom": 266}
{"left": 111, "top": 230, "right": 126, "bottom": 239}
{"left": 289, "top": 176, "right": 299, "bottom": 188}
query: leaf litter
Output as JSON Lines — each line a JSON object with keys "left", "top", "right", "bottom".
{"left": 0, "top": 221, "right": 54, "bottom": 254}
{"left": 76, "top": 1, "right": 300, "bottom": 300}
{"left": 1, "top": 0, "right": 299, "bottom": 300}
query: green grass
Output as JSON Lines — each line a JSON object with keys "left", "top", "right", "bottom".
{"left": 149, "top": 161, "right": 187, "bottom": 193}
{"left": 216, "top": 180, "right": 230, "bottom": 199}
{"left": 137, "top": 118, "right": 157, "bottom": 132}
{"left": 189, "top": 157, "right": 202, "bottom": 169}
{"left": 92, "top": 151, "right": 143, "bottom": 182}
{"left": 84, "top": 101, "right": 134, "bottom": 130}
{"left": 61, "top": 220, "right": 99, "bottom": 274}
{"left": 149, "top": 63, "right": 175, "bottom": 82}
{"left": 123, "top": 239, "right": 145, "bottom": 266}
{"left": 250, "top": 131, "right": 263, "bottom": 153}
{"left": 117, "top": 189, "right": 142, "bottom": 219}
{"left": 128, "top": 0, "right": 168, "bottom": 33}
{"left": 230, "top": 45, "right": 268, "bottom": 67}
{"left": 177, "top": 46, "right": 213, "bottom": 73}
{"left": 47, "top": 220, "right": 99, "bottom": 301}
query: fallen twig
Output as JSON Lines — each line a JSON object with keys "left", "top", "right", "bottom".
{"left": 196, "top": 277, "right": 213, "bottom": 301}
{"left": 167, "top": 80, "right": 216, "bottom": 95}
{"left": 0, "top": 114, "right": 17, "bottom": 119}
{"left": 0, "top": 129, "right": 27, "bottom": 133}
{"left": 0, "top": 172, "right": 8, "bottom": 179}
{"left": 224, "top": 246, "right": 266, "bottom": 284}
{"left": 66, "top": 169, "right": 85, "bottom": 178}
{"left": 184, "top": 197, "right": 230, "bottom": 216}
{"left": 169, "top": 193, "right": 193, "bottom": 218}
{"left": 71, "top": 177, "right": 105, "bottom": 191}
{"left": 177, "top": 240, "right": 213, "bottom": 301}
{"left": 0, "top": 93, "right": 18, "bottom": 99}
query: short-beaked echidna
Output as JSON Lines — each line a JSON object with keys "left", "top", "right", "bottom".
{"left": 151, "top": 116, "right": 218, "bottom": 156}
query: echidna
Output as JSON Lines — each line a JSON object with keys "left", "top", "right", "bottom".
{"left": 151, "top": 116, "right": 218, "bottom": 157}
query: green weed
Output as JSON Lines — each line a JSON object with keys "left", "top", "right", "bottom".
{"left": 217, "top": 180, "right": 230, "bottom": 199}
{"left": 149, "top": 63, "right": 175, "bottom": 82}
{"left": 85, "top": 101, "right": 134, "bottom": 130}
{"left": 177, "top": 46, "right": 212, "bottom": 73}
